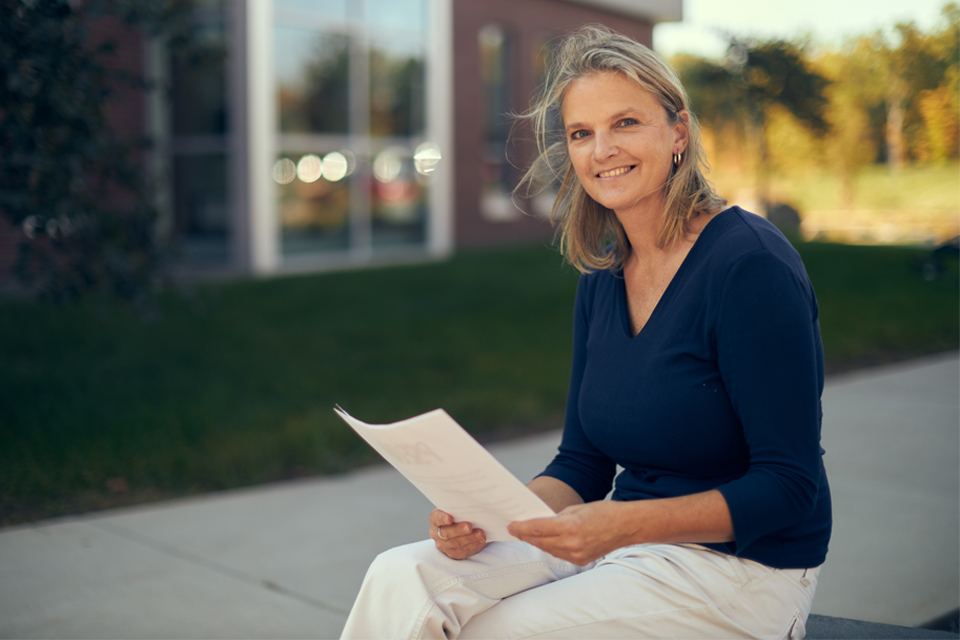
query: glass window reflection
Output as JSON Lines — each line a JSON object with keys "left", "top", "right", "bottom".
{"left": 273, "top": 0, "right": 433, "bottom": 260}
{"left": 479, "top": 25, "right": 518, "bottom": 221}
{"left": 167, "top": 0, "right": 229, "bottom": 267}
{"left": 171, "top": 21, "right": 227, "bottom": 136}
{"left": 173, "top": 154, "right": 229, "bottom": 264}
{"left": 370, "top": 41, "right": 425, "bottom": 138}
{"left": 279, "top": 152, "right": 352, "bottom": 254}
{"left": 275, "top": 0, "right": 348, "bottom": 26}
{"left": 364, "top": 0, "right": 425, "bottom": 33}
{"left": 371, "top": 150, "right": 426, "bottom": 247}
{"left": 277, "top": 27, "right": 350, "bottom": 134}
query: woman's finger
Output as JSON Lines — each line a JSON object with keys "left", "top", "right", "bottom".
{"left": 428, "top": 509, "right": 487, "bottom": 559}
{"left": 429, "top": 510, "right": 475, "bottom": 541}
{"left": 436, "top": 529, "right": 487, "bottom": 559}
{"left": 429, "top": 509, "right": 453, "bottom": 528}
{"left": 433, "top": 521, "right": 474, "bottom": 541}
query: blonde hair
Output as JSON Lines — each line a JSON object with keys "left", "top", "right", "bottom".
{"left": 517, "top": 25, "right": 725, "bottom": 273}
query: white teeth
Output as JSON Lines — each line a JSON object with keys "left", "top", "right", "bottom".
{"left": 598, "top": 166, "right": 631, "bottom": 178}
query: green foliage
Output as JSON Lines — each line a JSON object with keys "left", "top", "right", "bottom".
{"left": 734, "top": 38, "right": 830, "bottom": 134}
{"left": 676, "top": 4, "right": 960, "bottom": 191}
{"left": 914, "top": 4, "right": 960, "bottom": 163}
{"left": 0, "top": 0, "right": 187, "bottom": 305}
{"left": 675, "top": 38, "right": 831, "bottom": 206}
{"left": 807, "top": 44, "right": 885, "bottom": 206}
{"left": 674, "top": 52, "right": 742, "bottom": 134}
{"left": 1, "top": 242, "right": 957, "bottom": 525}
{"left": 676, "top": 39, "right": 831, "bottom": 136}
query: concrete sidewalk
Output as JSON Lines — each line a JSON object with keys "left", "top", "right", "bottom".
{"left": 1, "top": 353, "right": 957, "bottom": 639}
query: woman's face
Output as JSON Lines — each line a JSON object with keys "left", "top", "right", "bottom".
{"left": 562, "top": 71, "right": 687, "bottom": 218}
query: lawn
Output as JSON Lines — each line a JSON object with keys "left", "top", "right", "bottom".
{"left": 1, "top": 240, "right": 957, "bottom": 525}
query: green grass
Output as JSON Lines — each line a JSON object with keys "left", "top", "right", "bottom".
{"left": 800, "top": 242, "right": 959, "bottom": 368}
{"left": 0, "top": 241, "right": 957, "bottom": 525}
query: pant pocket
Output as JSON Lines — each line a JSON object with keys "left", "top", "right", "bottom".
{"left": 784, "top": 612, "right": 806, "bottom": 640}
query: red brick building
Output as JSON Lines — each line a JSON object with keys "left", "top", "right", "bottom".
{"left": 2, "top": 0, "right": 681, "bottom": 280}
{"left": 452, "top": 0, "right": 668, "bottom": 248}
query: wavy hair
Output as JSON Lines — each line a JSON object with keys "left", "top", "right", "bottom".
{"left": 517, "top": 25, "right": 725, "bottom": 273}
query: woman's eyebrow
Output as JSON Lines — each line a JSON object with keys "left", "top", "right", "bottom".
{"left": 608, "top": 108, "right": 642, "bottom": 121}
{"left": 564, "top": 108, "right": 642, "bottom": 132}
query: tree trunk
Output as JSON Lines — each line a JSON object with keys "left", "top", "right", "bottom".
{"left": 886, "top": 78, "right": 906, "bottom": 174}
{"left": 753, "top": 113, "right": 771, "bottom": 211}
{"left": 839, "top": 172, "right": 856, "bottom": 210}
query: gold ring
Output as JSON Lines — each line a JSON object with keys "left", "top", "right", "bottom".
{"left": 437, "top": 525, "right": 447, "bottom": 540}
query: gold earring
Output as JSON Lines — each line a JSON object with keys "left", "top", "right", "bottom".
{"left": 673, "top": 152, "right": 683, "bottom": 167}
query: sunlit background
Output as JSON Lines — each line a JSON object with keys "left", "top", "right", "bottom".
{"left": 654, "top": 0, "right": 959, "bottom": 246}
{"left": 3, "top": 0, "right": 955, "bottom": 286}
{"left": 654, "top": 0, "right": 949, "bottom": 58}
{"left": 155, "top": 0, "right": 960, "bottom": 276}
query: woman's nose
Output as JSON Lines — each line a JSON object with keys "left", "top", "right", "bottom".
{"left": 592, "top": 131, "right": 618, "bottom": 159}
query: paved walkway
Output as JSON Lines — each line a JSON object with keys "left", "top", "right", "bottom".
{"left": 1, "top": 353, "right": 957, "bottom": 639}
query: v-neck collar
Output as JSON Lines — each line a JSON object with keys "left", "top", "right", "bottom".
{"left": 615, "top": 207, "right": 733, "bottom": 340}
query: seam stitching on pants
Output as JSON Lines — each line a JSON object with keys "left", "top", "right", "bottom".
{"left": 411, "top": 600, "right": 440, "bottom": 640}
{"left": 426, "top": 560, "right": 577, "bottom": 599}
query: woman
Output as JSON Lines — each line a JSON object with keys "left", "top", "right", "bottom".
{"left": 341, "top": 25, "right": 830, "bottom": 640}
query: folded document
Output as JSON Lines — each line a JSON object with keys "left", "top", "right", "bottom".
{"left": 334, "top": 406, "right": 556, "bottom": 541}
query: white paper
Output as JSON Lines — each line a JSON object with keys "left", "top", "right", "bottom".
{"left": 334, "top": 406, "right": 556, "bottom": 541}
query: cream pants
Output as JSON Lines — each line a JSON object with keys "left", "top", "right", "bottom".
{"left": 340, "top": 539, "right": 819, "bottom": 639}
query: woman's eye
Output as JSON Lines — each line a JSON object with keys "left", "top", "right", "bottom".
{"left": 619, "top": 118, "right": 638, "bottom": 127}
{"left": 570, "top": 130, "right": 589, "bottom": 140}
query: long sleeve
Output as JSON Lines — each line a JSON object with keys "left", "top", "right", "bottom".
{"left": 529, "top": 208, "right": 831, "bottom": 569}
{"left": 538, "top": 275, "right": 618, "bottom": 502}
{"left": 713, "top": 249, "right": 825, "bottom": 552}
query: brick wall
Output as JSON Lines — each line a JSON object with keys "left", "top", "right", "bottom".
{"left": 89, "top": 15, "right": 146, "bottom": 144}
{"left": 452, "top": 0, "right": 653, "bottom": 248}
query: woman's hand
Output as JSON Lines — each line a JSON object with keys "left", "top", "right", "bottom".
{"left": 429, "top": 509, "right": 487, "bottom": 560}
{"left": 508, "top": 490, "right": 735, "bottom": 566}
{"left": 507, "top": 501, "right": 631, "bottom": 566}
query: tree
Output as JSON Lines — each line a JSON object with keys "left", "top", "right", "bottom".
{"left": 814, "top": 40, "right": 885, "bottom": 207}
{"left": 676, "top": 38, "right": 831, "bottom": 208}
{"left": 0, "top": 0, "right": 187, "bottom": 306}
{"left": 875, "top": 23, "right": 944, "bottom": 172}
{"left": 871, "top": 6, "right": 960, "bottom": 171}
{"left": 915, "top": 3, "right": 960, "bottom": 163}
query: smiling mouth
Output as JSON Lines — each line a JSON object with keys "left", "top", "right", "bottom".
{"left": 597, "top": 166, "right": 634, "bottom": 179}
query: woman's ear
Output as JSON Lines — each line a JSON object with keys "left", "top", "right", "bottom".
{"left": 674, "top": 110, "right": 690, "bottom": 154}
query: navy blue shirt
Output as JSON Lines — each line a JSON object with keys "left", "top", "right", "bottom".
{"left": 540, "top": 207, "right": 831, "bottom": 569}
